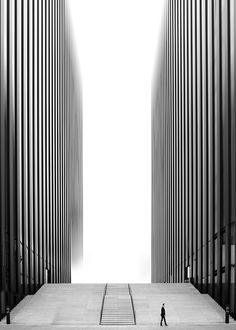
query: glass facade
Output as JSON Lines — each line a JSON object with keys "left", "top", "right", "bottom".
{"left": 152, "top": 0, "right": 236, "bottom": 319}
{"left": 0, "top": 0, "right": 82, "bottom": 319}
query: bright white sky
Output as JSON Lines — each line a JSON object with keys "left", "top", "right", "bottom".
{"left": 69, "top": 0, "right": 164, "bottom": 283}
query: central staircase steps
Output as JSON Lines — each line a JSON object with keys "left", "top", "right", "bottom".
{"left": 100, "top": 284, "right": 136, "bottom": 325}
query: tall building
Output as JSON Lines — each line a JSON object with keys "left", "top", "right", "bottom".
{"left": 0, "top": 0, "right": 82, "bottom": 318}
{"left": 152, "top": 0, "right": 236, "bottom": 319}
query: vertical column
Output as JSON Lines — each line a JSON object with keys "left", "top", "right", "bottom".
{"left": 45, "top": 0, "right": 49, "bottom": 277}
{"left": 214, "top": 0, "right": 222, "bottom": 303}
{"left": 188, "top": 0, "right": 193, "bottom": 282}
{"left": 51, "top": 0, "right": 55, "bottom": 284}
{"left": 42, "top": 0, "right": 46, "bottom": 283}
{"left": 48, "top": 0, "right": 52, "bottom": 281}
{"left": 0, "top": 0, "right": 7, "bottom": 315}
{"left": 221, "top": 0, "right": 230, "bottom": 308}
{"left": 175, "top": 0, "right": 179, "bottom": 282}
{"left": 207, "top": 0, "right": 214, "bottom": 297}
{"left": 16, "top": 0, "right": 23, "bottom": 300}
{"left": 202, "top": 0, "right": 208, "bottom": 293}
{"left": 8, "top": 0, "right": 17, "bottom": 306}
{"left": 184, "top": 0, "right": 189, "bottom": 276}
{"left": 55, "top": 0, "right": 58, "bottom": 283}
{"left": 230, "top": 0, "right": 236, "bottom": 318}
{"left": 38, "top": 0, "right": 43, "bottom": 286}
{"left": 196, "top": 0, "right": 202, "bottom": 290}
{"left": 33, "top": 0, "right": 39, "bottom": 291}
{"left": 192, "top": 0, "right": 198, "bottom": 285}
{"left": 22, "top": 0, "right": 29, "bottom": 295}
{"left": 28, "top": 0, "right": 34, "bottom": 293}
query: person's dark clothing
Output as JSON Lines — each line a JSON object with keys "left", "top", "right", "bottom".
{"left": 160, "top": 306, "right": 167, "bottom": 326}
{"left": 161, "top": 307, "right": 165, "bottom": 316}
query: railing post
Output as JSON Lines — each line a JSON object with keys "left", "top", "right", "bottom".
{"left": 6, "top": 306, "right": 10, "bottom": 324}
{"left": 225, "top": 305, "right": 230, "bottom": 323}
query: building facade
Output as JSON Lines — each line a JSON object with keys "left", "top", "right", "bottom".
{"left": 152, "top": 0, "right": 236, "bottom": 319}
{"left": 0, "top": 0, "right": 82, "bottom": 318}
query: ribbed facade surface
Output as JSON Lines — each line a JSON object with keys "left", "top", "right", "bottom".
{"left": 152, "top": 0, "right": 236, "bottom": 319}
{"left": 0, "top": 0, "right": 82, "bottom": 318}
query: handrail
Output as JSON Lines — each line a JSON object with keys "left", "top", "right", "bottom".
{"left": 104, "top": 283, "right": 107, "bottom": 295}
{"left": 99, "top": 283, "right": 107, "bottom": 325}
{"left": 128, "top": 284, "right": 136, "bottom": 325}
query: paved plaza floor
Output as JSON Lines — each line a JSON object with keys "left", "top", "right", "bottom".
{"left": 0, "top": 283, "right": 235, "bottom": 329}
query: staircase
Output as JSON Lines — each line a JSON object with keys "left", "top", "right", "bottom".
{"left": 100, "top": 284, "right": 136, "bottom": 325}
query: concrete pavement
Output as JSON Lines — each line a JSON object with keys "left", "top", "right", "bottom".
{"left": 0, "top": 283, "right": 235, "bottom": 329}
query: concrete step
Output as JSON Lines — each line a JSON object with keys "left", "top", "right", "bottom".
{"left": 6, "top": 284, "right": 105, "bottom": 325}
{"left": 130, "top": 283, "right": 236, "bottom": 325}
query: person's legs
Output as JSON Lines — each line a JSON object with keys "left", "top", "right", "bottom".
{"left": 160, "top": 316, "right": 163, "bottom": 326}
{"left": 163, "top": 316, "right": 167, "bottom": 326}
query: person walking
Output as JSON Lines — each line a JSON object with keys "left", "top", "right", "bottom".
{"left": 160, "top": 303, "right": 168, "bottom": 326}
